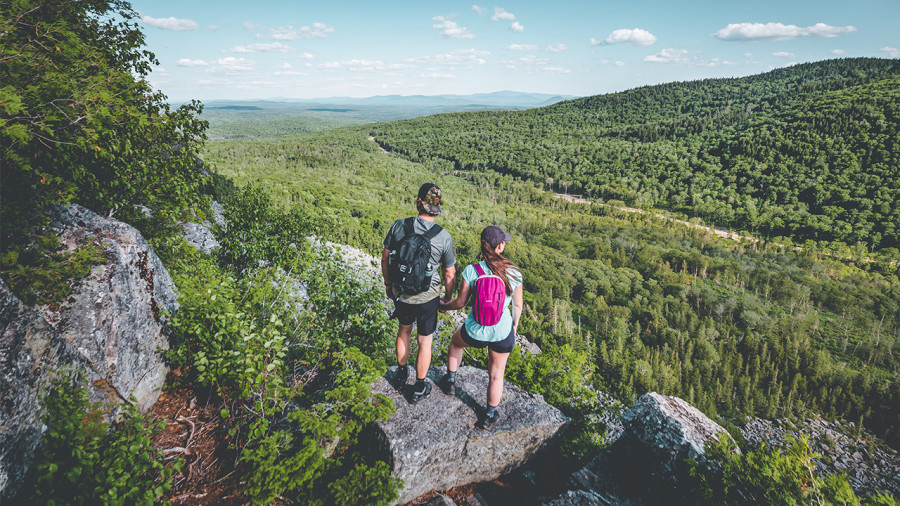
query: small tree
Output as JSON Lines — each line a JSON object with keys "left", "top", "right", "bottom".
{"left": 1, "top": 0, "right": 208, "bottom": 251}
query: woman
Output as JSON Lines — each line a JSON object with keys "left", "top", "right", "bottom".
{"left": 438, "top": 225, "right": 523, "bottom": 429}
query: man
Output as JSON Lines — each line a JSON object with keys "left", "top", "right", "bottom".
{"left": 382, "top": 183, "right": 456, "bottom": 403}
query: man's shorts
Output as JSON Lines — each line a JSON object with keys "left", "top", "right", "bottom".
{"left": 460, "top": 324, "right": 515, "bottom": 354}
{"left": 393, "top": 297, "right": 440, "bottom": 336}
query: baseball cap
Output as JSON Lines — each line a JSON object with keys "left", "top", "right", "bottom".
{"left": 417, "top": 183, "right": 442, "bottom": 216}
{"left": 481, "top": 225, "right": 512, "bottom": 248}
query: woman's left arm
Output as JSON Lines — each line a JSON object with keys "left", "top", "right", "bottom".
{"left": 512, "top": 284, "right": 523, "bottom": 332}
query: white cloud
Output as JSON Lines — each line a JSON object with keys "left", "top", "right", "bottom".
{"left": 177, "top": 58, "right": 209, "bottom": 67}
{"left": 141, "top": 15, "right": 198, "bottom": 31}
{"left": 881, "top": 46, "right": 900, "bottom": 58}
{"left": 279, "top": 63, "right": 292, "bottom": 69}
{"left": 510, "top": 21, "right": 525, "bottom": 33}
{"left": 644, "top": 48, "right": 690, "bottom": 63}
{"left": 216, "top": 57, "right": 256, "bottom": 72}
{"left": 244, "top": 22, "right": 259, "bottom": 30}
{"left": 615, "top": 61, "right": 626, "bottom": 67}
{"left": 831, "top": 49, "right": 846, "bottom": 55}
{"left": 433, "top": 16, "right": 475, "bottom": 39}
{"left": 319, "top": 59, "right": 414, "bottom": 72}
{"left": 543, "top": 67, "right": 573, "bottom": 74}
{"left": 297, "top": 52, "right": 315, "bottom": 60}
{"left": 230, "top": 42, "right": 294, "bottom": 53}
{"left": 644, "top": 48, "right": 733, "bottom": 67}
{"left": 259, "top": 23, "right": 335, "bottom": 40}
{"left": 492, "top": 7, "right": 516, "bottom": 21}
{"left": 417, "top": 72, "right": 456, "bottom": 79}
{"left": 517, "top": 55, "right": 550, "bottom": 65}
{"left": 472, "top": 5, "right": 487, "bottom": 15}
{"left": 409, "top": 48, "right": 490, "bottom": 67}
{"left": 713, "top": 22, "right": 857, "bottom": 42}
{"left": 507, "top": 43, "right": 567, "bottom": 52}
{"left": 274, "top": 70, "right": 308, "bottom": 76}
{"left": 772, "top": 51, "right": 795, "bottom": 57}
{"left": 596, "top": 28, "right": 658, "bottom": 46}
{"left": 744, "top": 52, "right": 754, "bottom": 58}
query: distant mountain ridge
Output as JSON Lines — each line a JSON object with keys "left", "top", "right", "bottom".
{"left": 213, "top": 90, "right": 577, "bottom": 108}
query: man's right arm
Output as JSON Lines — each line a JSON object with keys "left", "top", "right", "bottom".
{"left": 381, "top": 248, "right": 393, "bottom": 299}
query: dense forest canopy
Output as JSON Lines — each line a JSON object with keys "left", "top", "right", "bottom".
{"left": 206, "top": 122, "right": 900, "bottom": 452}
{"left": 370, "top": 58, "right": 900, "bottom": 250}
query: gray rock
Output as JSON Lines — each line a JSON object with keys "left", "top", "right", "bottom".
{"left": 426, "top": 494, "right": 458, "bottom": 506}
{"left": 543, "top": 489, "right": 605, "bottom": 506}
{"left": 621, "top": 392, "right": 733, "bottom": 468}
{"left": 181, "top": 221, "right": 220, "bottom": 254}
{"left": 460, "top": 492, "right": 489, "bottom": 506}
{"left": 0, "top": 281, "right": 97, "bottom": 498}
{"left": 41, "top": 204, "right": 176, "bottom": 412}
{"left": 559, "top": 392, "right": 732, "bottom": 505}
{"left": 369, "top": 366, "right": 568, "bottom": 504}
{"left": 210, "top": 200, "right": 225, "bottom": 227}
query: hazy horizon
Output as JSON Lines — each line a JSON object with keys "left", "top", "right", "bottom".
{"left": 133, "top": 0, "right": 899, "bottom": 102}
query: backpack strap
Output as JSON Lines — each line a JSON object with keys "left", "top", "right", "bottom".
{"left": 473, "top": 262, "right": 486, "bottom": 277}
{"left": 403, "top": 216, "right": 416, "bottom": 236}
{"left": 421, "top": 222, "right": 442, "bottom": 241}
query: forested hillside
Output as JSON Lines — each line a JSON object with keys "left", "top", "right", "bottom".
{"left": 370, "top": 58, "right": 900, "bottom": 250}
{"left": 206, "top": 124, "right": 900, "bottom": 452}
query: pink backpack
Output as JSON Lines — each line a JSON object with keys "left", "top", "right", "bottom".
{"left": 471, "top": 263, "right": 506, "bottom": 326}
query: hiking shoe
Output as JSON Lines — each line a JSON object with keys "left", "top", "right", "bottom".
{"left": 393, "top": 366, "right": 408, "bottom": 386}
{"left": 410, "top": 381, "right": 432, "bottom": 404}
{"left": 439, "top": 374, "right": 455, "bottom": 395}
{"left": 477, "top": 409, "right": 500, "bottom": 430}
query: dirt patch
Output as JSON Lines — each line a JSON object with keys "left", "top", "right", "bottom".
{"left": 150, "top": 371, "right": 245, "bottom": 505}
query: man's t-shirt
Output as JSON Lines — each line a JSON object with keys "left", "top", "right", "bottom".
{"left": 383, "top": 217, "right": 456, "bottom": 304}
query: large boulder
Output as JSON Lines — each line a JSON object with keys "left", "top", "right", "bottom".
{"left": 41, "top": 204, "right": 177, "bottom": 412}
{"left": 0, "top": 281, "right": 97, "bottom": 497}
{"left": 0, "top": 204, "right": 177, "bottom": 498}
{"left": 559, "top": 392, "right": 732, "bottom": 504}
{"left": 369, "top": 366, "right": 568, "bottom": 504}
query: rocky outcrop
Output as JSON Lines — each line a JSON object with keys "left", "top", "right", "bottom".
{"left": 369, "top": 365, "right": 568, "bottom": 504}
{"left": 741, "top": 417, "right": 900, "bottom": 497}
{"left": 621, "top": 392, "right": 735, "bottom": 470}
{"left": 0, "top": 281, "right": 97, "bottom": 497}
{"left": 42, "top": 204, "right": 176, "bottom": 412}
{"left": 1, "top": 204, "right": 177, "bottom": 498}
{"left": 181, "top": 200, "right": 225, "bottom": 254}
{"left": 558, "top": 392, "right": 732, "bottom": 505}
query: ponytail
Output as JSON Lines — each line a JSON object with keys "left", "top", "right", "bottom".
{"left": 480, "top": 240, "right": 519, "bottom": 295}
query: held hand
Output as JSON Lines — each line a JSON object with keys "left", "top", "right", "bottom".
{"left": 385, "top": 286, "right": 395, "bottom": 300}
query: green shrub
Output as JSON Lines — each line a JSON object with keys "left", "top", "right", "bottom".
{"left": 296, "top": 247, "right": 394, "bottom": 360}
{"left": 687, "top": 435, "right": 861, "bottom": 505}
{"left": 241, "top": 348, "right": 397, "bottom": 505}
{"left": 504, "top": 343, "right": 610, "bottom": 460}
{"left": 0, "top": 233, "right": 106, "bottom": 306}
{"left": 215, "top": 184, "right": 315, "bottom": 272}
{"left": 21, "top": 372, "right": 179, "bottom": 505}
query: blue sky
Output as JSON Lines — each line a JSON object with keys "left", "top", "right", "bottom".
{"left": 132, "top": 0, "right": 899, "bottom": 101}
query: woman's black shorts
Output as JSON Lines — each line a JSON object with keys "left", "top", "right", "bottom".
{"left": 460, "top": 324, "right": 515, "bottom": 354}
